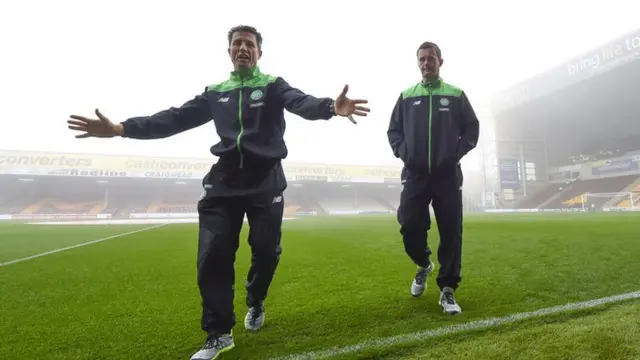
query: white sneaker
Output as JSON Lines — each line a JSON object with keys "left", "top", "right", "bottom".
{"left": 190, "top": 333, "right": 235, "bottom": 360}
{"left": 439, "top": 287, "right": 462, "bottom": 315}
{"left": 410, "top": 260, "right": 434, "bottom": 297}
{"left": 244, "top": 302, "right": 265, "bottom": 331}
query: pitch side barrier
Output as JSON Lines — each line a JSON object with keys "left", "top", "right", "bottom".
{"left": 129, "top": 212, "right": 198, "bottom": 219}
{"left": 4, "top": 209, "right": 636, "bottom": 221}
{"left": 326, "top": 210, "right": 394, "bottom": 215}
{"left": 127, "top": 211, "right": 320, "bottom": 219}
{"left": 483, "top": 208, "right": 640, "bottom": 213}
{"left": 125, "top": 211, "right": 391, "bottom": 219}
{"left": 602, "top": 207, "right": 640, "bottom": 212}
{"left": 483, "top": 208, "right": 585, "bottom": 213}
{"left": 0, "top": 210, "right": 405, "bottom": 221}
{"left": 0, "top": 213, "right": 112, "bottom": 220}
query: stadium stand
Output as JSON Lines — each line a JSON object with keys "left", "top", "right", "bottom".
{"left": 613, "top": 181, "right": 640, "bottom": 209}
{"left": 515, "top": 184, "right": 561, "bottom": 209}
{"left": 489, "top": 28, "right": 640, "bottom": 213}
{"left": 543, "top": 175, "right": 639, "bottom": 210}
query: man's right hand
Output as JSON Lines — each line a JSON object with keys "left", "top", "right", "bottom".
{"left": 67, "top": 109, "right": 124, "bottom": 138}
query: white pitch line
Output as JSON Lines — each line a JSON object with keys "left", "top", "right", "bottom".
{"left": 0, "top": 224, "right": 167, "bottom": 267}
{"left": 272, "top": 290, "right": 640, "bottom": 360}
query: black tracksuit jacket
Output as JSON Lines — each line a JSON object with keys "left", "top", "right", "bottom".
{"left": 120, "top": 66, "right": 335, "bottom": 195}
{"left": 387, "top": 78, "right": 480, "bottom": 175}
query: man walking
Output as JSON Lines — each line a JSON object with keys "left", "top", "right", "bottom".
{"left": 67, "top": 25, "right": 369, "bottom": 359}
{"left": 386, "top": 41, "right": 479, "bottom": 315}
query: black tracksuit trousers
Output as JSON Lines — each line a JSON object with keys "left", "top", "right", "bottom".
{"left": 196, "top": 157, "right": 285, "bottom": 336}
{"left": 397, "top": 164, "right": 463, "bottom": 290}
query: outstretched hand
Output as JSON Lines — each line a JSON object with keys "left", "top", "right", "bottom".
{"left": 334, "top": 85, "right": 370, "bottom": 124}
{"left": 67, "top": 109, "right": 123, "bottom": 138}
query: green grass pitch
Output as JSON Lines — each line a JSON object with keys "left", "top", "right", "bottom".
{"left": 1, "top": 213, "right": 639, "bottom": 360}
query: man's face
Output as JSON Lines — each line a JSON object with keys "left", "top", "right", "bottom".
{"left": 417, "top": 47, "right": 442, "bottom": 81}
{"left": 228, "top": 31, "right": 261, "bottom": 70}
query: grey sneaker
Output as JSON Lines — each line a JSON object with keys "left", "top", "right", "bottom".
{"left": 244, "top": 302, "right": 265, "bottom": 331}
{"left": 410, "top": 260, "right": 434, "bottom": 297}
{"left": 439, "top": 287, "right": 462, "bottom": 315}
{"left": 190, "top": 333, "right": 235, "bottom": 360}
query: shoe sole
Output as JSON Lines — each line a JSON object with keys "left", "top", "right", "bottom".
{"left": 211, "top": 344, "right": 236, "bottom": 360}
{"left": 212, "top": 344, "right": 235, "bottom": 360}
{"left": 441, "top": 307, "right": 461, "bottom": 315}
{"left": 192, "top": 343, "right": 235, "bottom": 360}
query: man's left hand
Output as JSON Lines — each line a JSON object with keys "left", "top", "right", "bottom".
{"left": 334, "top": 84, "right": 370, "bottom": 124}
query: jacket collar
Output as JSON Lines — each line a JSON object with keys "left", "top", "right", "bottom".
{"left": 421, "top": 77, "right": 443, "bottom": 88}
{"left": 230, "top": 65, "right": 261, "bottom": 80}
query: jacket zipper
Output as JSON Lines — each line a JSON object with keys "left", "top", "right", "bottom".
{"left": 428, "top": 85, "right": 433, "bottom": 174}
{"left": 236, "top": 79, "right": 245, "bottom": 169}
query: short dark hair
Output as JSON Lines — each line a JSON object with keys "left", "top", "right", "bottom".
{"left": 228, "top": 25, "right": 263, "bottom": 49}
{"left": 416, "top": 41, "right": 441, "bottom": 58}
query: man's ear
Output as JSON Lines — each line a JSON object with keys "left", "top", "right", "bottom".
{"left": 258, "top": 49, "right": 263, "bottom": 59}
{"left": 439, "top": 58, "right": 444, "bottom": 67}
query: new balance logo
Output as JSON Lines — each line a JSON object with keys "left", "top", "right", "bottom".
{"left": 272, "top": 196, "right": 282, "bottom": 204}
{"left": 413, "top": 100, "right": 421, "bottom": 106}
{"left": 218, "top": 97, "right": 229, "bottom": 102}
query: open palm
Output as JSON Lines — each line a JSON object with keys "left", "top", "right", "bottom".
{"left": 334, "top": 85, "right": 370, "bottom": 124}
{"left": 67, "top": 109, "right": 122, "bottom": 138}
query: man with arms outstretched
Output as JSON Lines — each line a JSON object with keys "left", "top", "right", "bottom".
{"left": 387, "top": 41, "right": 479, "bottom": 315}
{"left": 67, "top": 25, "right": 370, "bottom": 360}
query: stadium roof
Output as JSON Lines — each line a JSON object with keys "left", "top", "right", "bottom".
{"left": 491, "top": 28, "right": 640, "bottom": 114}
